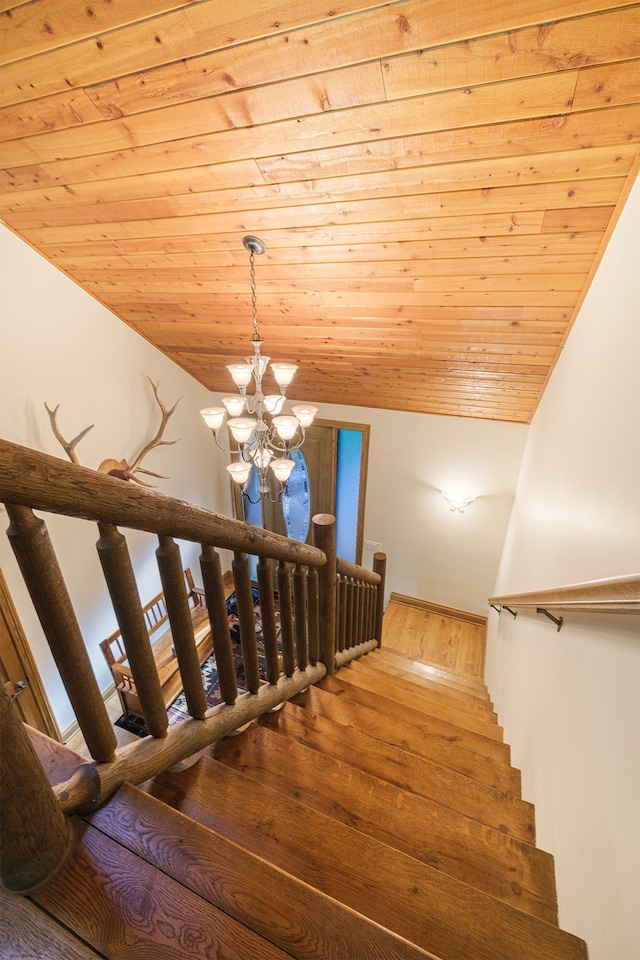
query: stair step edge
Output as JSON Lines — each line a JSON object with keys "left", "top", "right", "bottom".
{"left": 329, "top": 668, "right": 505, "bottom": 742}
{"left": 270, "top": 699, "right": 537, "bottom": 843}
{"left": 355, "top": 653, "right": 498, "bottom": 718}
{"left": 150, "top": 757, "right": 588, "bottom": 960}
{"left": 379, "top": 645, "right": 491, "bottom": 697}
{"left": 214, "top": 722, "right": 559, "bottom": 924}
{"left": 89, "top": 782, "right": 440, "bottom": 960}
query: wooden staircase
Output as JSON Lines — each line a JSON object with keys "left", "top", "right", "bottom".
{"left": 10, "top": 646, "right": 589, "bottom": 959}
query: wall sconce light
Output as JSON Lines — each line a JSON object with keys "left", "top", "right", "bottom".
{"left": 441, "top": 490, "right": 477, "bottom": 512}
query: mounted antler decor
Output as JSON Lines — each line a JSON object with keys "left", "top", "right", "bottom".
{"left": 44, "top": 378, "right": 180, "bottom": 486}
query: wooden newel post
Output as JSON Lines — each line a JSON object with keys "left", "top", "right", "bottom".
{"left": 373, "top": 552, "right": 387, "bottom": 647}
{"left": 0, "top": 682, "right": 72, "bottom": 893}
{"left": 313, "top": 514, "right": 337, "bottom": 676}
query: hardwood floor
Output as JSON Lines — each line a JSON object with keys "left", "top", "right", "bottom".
{"left": 382, "top": 593, "right": 487, "bottom": 682}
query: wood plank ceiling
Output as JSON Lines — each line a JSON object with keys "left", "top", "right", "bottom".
{"left": 1, "top": 0, "right": 639, "bottom": 423}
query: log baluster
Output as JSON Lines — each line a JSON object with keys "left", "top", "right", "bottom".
{"left": 156, "top": 536, "right": 207, "bottom": 720}
{"left": 313, "top": 514, "right": 337, "bottom": 675}
{"left": 257, "top": 558, "right": 280, "bottom": 685}
{"left": 353, "top": 580, "right": 361, "bottom": 647}
{"left": 373, "top": 552, "right": 387, "bottom": 646}
{"left": 0, "top": 682, "right": 73, "bottom": 893}
{"left": 357, "top": 580, "right": 365, "bottom": 646}
{"left": 307, "top": 566, "right": 319, "bottom": 665}
{"left": 293, "top": 564, "right": 308, "bottom": 672}
{"left": 96, "top": 523, "right": 168, "bottom": 739}
{"left": 6, "top": 505, "right": 116, "bottom": 762}
{"left": 277, "top": 561, "right": 295, "bottom": 678}
{"left": 346, "top": 578, "right": 355, "bottom": 650}
{"left": 232, "top": 552, "right": 260, "bottom": 694}
{"left": 367, "top": 583, "right": 376, "bottom": 643}
{"left": 200, "top": 545, "right": 237, "bottom": 704}
{"left": 337, "top": 576, "right": 348, "bottom": 653}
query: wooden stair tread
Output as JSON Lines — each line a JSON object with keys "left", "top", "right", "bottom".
{"left": 270, "top": 696, "right": 535, "bottom": 843}
{"left": 372, "top": 647, "right": 494, "bottom": 707}
{"left": 318, "top": 674, "right": 521, "bottom": 794}
{"left": 149, "top": 756, "right": 588, "bottom": 960}
{"left": 336, "top": 660, "right": 503, "bottom": 739}
{"left": 1, "top": 886, "right": 102, "bottom": 959}
{"left": 87, "top": 782, "right": 439, "bottom": 960}
{"left": 380, "top": 644, "right": 491, "bottom": 697}
{"left": 214, "top": 722, "right": 558, "bottom": 923}
{"left": 30, "top": 815, "right": 292, "bottom": 960}
{"left": 355, "top": 651, "right": 498, "bottom": 719}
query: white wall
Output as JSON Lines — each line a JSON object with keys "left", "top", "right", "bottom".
{"left": 208, "top": 392, "right": 528, "bottom": 615}
{"left": 485, "top": 175, "right": 640, "bottom": 960}
{"left": 0, "top": 227, "right": 219, "bottom": 733}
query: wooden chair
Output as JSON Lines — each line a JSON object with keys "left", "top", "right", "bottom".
{"left": 99, "top": 569, "right": 211, "bottom": 718}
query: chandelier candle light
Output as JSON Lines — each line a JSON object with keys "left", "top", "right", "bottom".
{"left": 200, "top": 236, "right": 318, "bottom": 504}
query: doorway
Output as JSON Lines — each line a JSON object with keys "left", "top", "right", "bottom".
{"left": 232, "top": 418, "right": 369, "bottom": 564}
{"left": 0, "top": 566, "right": 61, "bottom": 740}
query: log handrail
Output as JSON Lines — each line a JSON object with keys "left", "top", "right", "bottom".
{"left": 0, "top": 440, "right": 324, "bottom": 567}
{"left": 0, "top": 438, "right": 388, "bottom": 893}
{"left": 489, "top": 575, "right": 640, "bottom": 615}
{"left": 336, "top": 555, "right": 381, "bottom": 585}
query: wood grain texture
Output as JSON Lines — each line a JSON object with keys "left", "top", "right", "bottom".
{"left": 317, "top": 674, "right": 520, "bottom": 792}
{"left": 334, "top": 660, "right": 503, "bottom": 738}
{"left": 383, "top": 598, "right": 488, "bottom": 679}
{"left": 149, "top": 756, "right": 587, "bottom": 960}
{"left": 213, "top": 722, "right": 557, "bottom": 921}
{"left": 267, "top": 694, "right": 536, "bottom": 841}
{"left": 31, "top": 818, "right": 293, "bottom": 960}
{"left": 1, "top": 0, "right": 639, "bottom": 422}
{"left": 88, "top": 782, "right": 440, "bottom": 960}
{"left": 0, "top": 885, "right": 102, "bottom": 959}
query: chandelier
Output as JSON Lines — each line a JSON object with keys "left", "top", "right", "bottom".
{"left": 200, "top": 236, "right": 318, "bottom": 504}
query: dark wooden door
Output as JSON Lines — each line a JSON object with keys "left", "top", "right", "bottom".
{"left": 262, "top": 423, "right": 336, "bottom": 541}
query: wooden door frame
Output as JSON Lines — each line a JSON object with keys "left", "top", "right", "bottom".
{"left": 0, "top": 565, "right": 61, "bottom": 740}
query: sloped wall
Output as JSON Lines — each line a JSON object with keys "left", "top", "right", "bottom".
{"left": 485, "top": 175, "right": 640, "bottom": 960}
{"left": 0, "top": 227, "right": 218, "bottom": 733}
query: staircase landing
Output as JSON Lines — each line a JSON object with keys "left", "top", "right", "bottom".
{"left": 382, "top": 592, "right": 488, "bottom": 683}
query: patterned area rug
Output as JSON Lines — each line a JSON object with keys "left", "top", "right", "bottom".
{"left": 115, "top": 589, "right": 279, "bottom": 738}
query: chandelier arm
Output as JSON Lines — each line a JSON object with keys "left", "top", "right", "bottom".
{"left": 241, "top": 489, "right": 263, "bottom": 506}
{"left": 242, "top": 484, "right": 285, "bottom": 506}
{"left": 208, "top": 430, "right": 238, "bottom": 456}
{"left": 265, "top": 426, "right": 306, "bottom": 453}
{"left": 293, "top": 427, "right": 308, "bottom": 448}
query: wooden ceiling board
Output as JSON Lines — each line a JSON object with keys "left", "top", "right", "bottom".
{"left": 1, "top": 0, "right": 639, "bottom": 422}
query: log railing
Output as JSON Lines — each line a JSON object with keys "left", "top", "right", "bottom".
{"left": 0, "top": 439, "right": 386, "bottom": 893}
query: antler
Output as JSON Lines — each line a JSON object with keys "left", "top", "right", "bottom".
{"left": 117, "top": 377, "right": 180, "bottom": 486}
{"left": 44, "top": 402, "right": 94, "bottom": 465}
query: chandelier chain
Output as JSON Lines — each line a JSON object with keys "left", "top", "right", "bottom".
{"left": 249, "top": 248, "right": 261, "bottom": 342}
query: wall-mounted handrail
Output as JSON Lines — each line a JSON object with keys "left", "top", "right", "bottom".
{"left": 489, "top": 575, "right": 640, "bottom": 616}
